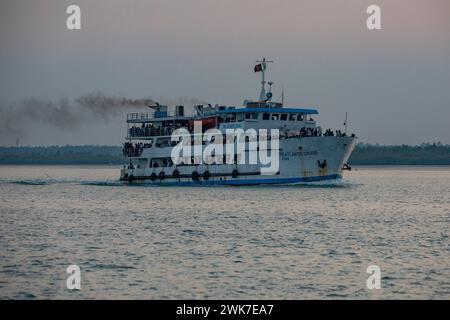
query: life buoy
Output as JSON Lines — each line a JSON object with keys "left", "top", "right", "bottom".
{"left": 317, "top": 160, "right": 327, "bottom": 169}
{"left": 232, "top": 169, "right": 239, "bottom": 178}
{"left": 172, "top": 169, "right": 180, "bottom": 179}
{"left": 191, "top": 171, "right": 199, "bottom": 181}
{"left": 203, "top": 170, "right": 210, "bottom": 181}
{"left": 159, "top": 171, "right": 165, "bottom": 180}
{"left": 150, "top": 173, "right": 157, "bottom": 181}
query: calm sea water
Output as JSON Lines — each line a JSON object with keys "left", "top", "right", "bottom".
{"left": 0, "top": 165, "right": 448, "bottom": 299}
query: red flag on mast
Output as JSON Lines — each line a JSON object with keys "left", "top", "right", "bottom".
{"left": 254, "top": 63, "right": 263, "bottom": 72}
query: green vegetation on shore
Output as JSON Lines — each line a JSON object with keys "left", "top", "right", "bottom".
{"left": 0, "top": 143, "right": 449, "bottom": 165}
{"left": 0, "top": 145, "right": 123, "bottom": 165}
{"left": 349, "top": 143, "right": 450, "bottom": 165}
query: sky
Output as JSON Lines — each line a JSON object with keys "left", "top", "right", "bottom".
{"left": 0, "top": 0, "right": 449, "bottom": 146}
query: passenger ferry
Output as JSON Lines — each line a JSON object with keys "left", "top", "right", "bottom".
{"left": 120, "top": 59, "right": 357, "bottom": 185}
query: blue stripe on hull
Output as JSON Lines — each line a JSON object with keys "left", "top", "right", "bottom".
{"left": 127, "top": 174, "right": 341, "bottom": 186}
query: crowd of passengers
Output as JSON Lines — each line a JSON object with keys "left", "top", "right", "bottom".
{"left": 323, "top": 129, "right": 348, "bottom": 137}
{"left": 123, "top": 142, "right": 152, "bottom": 157}
{"left": 149, "top": 158, "right": 173, "bottom": 168}
{"left": 294, "top": 127, "right": 321, "bottom": 137}
{"left": 129, "top": 123, "right": 182, "bottom": 137}
{"left": 129, "top": 119, "right": 354, "bottom": 140}
{"left": 285, "top": 127, "right": 350, "bottom": 138}
{"left": 124, "top": 127, "right": 353, "bottom": 156}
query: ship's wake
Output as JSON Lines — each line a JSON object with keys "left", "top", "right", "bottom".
{"left": 245, "top": 178, "right": 360, "bottom": 189}
{"left": 0, "top": 178, "right": 125, "bottom": 187}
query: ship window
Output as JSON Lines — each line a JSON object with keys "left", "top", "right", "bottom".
{"left": 245, "top": 112, "right": 258, "bottom": 120}
{"left": 225, "top": 115, "right": 236, "bottom": 123}
{"left": 297, "top": 114, "right": 304, "bottom": 121}
{"left": 280, "top": 114, "right": 288, "bottom": 121}
{"left": 263, "top": 113, "right": 270, "bottom": 120}
{"left": 289, "top": 114, "right": 296, "bottom": 121}
{"left": 271, "top": 114, "right": 279, "bottom": 120}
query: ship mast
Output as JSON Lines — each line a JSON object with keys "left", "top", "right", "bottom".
{"left": 257, "top": 57, "right": 273, "bottom": 101}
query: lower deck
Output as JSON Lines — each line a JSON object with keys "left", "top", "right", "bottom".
{"left": 120, "top": 136, "right": 356, "bottom": 186}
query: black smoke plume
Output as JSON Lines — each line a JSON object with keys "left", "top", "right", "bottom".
{"left": 0, "top": 92, "right": 207, "bottom": 145}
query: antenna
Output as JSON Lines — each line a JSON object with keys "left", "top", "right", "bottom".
{"left": 256, "top": 57, "right": 273, "bottom": 101}
{"left": 344, "top": 112, "right": 348, "bottom": 134}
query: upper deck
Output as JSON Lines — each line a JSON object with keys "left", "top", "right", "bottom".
{"left": 127, "top": 106, "right": 319, "bottom": 123}
{"left": 125, "top": 58, "right": 321, "bottom": 138}
{"left": 127, "top": 111, "right": 195, "bottom": 123}
{"left": 215, "top": 107, "right": 318, "bottom": 115}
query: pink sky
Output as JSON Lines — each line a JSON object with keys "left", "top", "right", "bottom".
{"left": 0, "top": 0, "right": 449, "bottom": 145}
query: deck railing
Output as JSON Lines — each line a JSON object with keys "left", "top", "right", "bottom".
{"left": 127, "top": 112, "right": 155, "bottom": 121}
{"left": 127, "top": 111, "right": 182, "bottom": 121}
{"left": 127, "top": 110, "right": 198, "bottom": 121}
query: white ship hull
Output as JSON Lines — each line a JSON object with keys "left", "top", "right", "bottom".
{"left": 120, "top": 136, "right": 356, "bottom": 186}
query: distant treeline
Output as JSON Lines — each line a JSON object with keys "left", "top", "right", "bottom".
{"left": 0, "top": 145, "right": 124, "bottom": 165}
{"left": 349, "top": 143, "right": 450, "bottom": 165}
{"left": 0, "top": 143, "right": 449, "bottom": 165}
